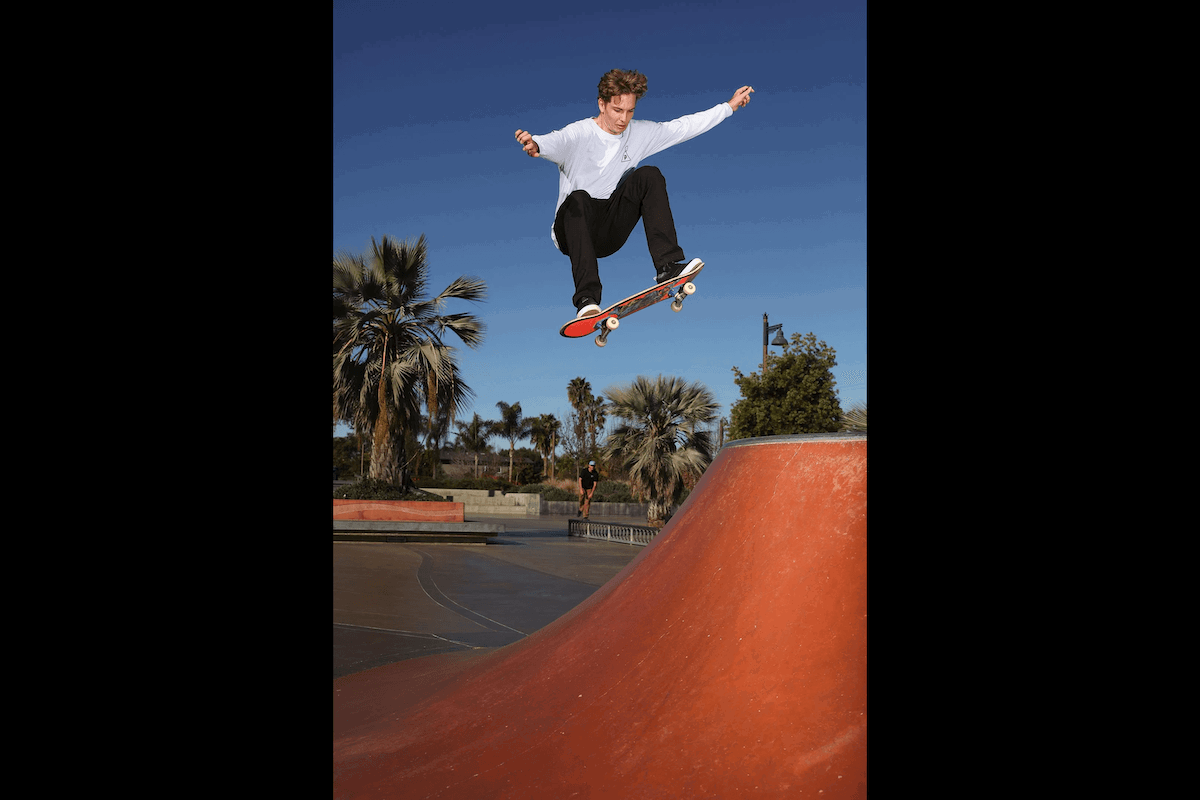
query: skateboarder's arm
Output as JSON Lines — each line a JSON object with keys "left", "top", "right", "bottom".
{"left": 515, "top": 127, "right": 573, "bottom": 162}
{"left": 636, "top": 103, "right": 735, "bottom": 160}
{"left": 631, "top": 87, "right": 752, "bottom": 158}
{"left": 727, "top": 85, "right": 754, "bottom": 111}
{"left": 515, "top": 129, "right": 540, "bottom": 158}
{"left": 516, "top": 122, "right": 587, "bottom": 166}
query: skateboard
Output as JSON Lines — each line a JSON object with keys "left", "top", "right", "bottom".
{"left": 559, "top": 263, "right": 704, "bottom": 347}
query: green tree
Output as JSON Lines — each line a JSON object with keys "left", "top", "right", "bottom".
{"left": 494, "top": 401, "right": 533, "bottom": 483}
{"left": 454, "top": 413, "right": 496, "bottom": 478}
{"left": 604, "top": 375, "right": 718, "bottom": 527}
{"left": 333, "top": 234, "right": 487, "bottom": 488}
{"left": 512, "top": 447, "right": 542, "bottom": 484}
{"left": 530, "top": 413, "right": 561, "bottom": 480}
{"left": 333, "top": 434, "right": 367, "bottom": 481}
{"left": 728, "top": 332, "right": 842, "bottom": 439}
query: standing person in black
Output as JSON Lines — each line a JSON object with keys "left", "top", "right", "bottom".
{"left": 578, "top": 461, "right": 599, "bottom": 519}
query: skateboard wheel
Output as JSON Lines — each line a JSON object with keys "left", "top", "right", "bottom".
{"left": 604, "top": 316, "right": 619, "bottom": 330}
{"left": 671, "top": 300, "right": 684, "bottom": 312}
{"left": 596, "top": 335, "right": 607, "bottom": 347}
{"left": 682, "top": 282, "right": 696, "bottom": 295}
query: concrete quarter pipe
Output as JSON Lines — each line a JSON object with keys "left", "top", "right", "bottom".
{"left": 333, "top": 433, "right": 867, "bottom": 798}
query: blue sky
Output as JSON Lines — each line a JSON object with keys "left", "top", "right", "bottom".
{"left": 333, "top": 0, "right": 866, "bottom": 446}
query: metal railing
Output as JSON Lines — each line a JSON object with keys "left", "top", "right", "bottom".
{"left": 568, "top": 519, "right": 659, "bottom": 547}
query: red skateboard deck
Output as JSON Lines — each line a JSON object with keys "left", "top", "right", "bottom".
{"left": 559, "top": 262, "right": 704, "bottom": 347}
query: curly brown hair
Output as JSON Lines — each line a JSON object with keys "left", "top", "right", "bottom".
{"left": 597, "top": 69, "right": 648, "bottom": 103}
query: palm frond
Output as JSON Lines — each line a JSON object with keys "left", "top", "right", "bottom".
{"left": 840, "top": 401, "right": 867, "bottom": 432}
{"left": 433, "top": 276, "right": 489, "bottom": 305}
{"left": 437, "top": 313, "right": 487, "bottom": 348}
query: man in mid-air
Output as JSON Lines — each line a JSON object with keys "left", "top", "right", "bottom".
{"left": 515, "top": 69, "right": 753, "bottom": 319}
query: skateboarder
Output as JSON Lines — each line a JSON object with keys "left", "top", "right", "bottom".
{"left": 515, "top": 69, "right": 753, "bottom": 319}
{"left": 578, "top": 460, "right": 599, "bottom": 519}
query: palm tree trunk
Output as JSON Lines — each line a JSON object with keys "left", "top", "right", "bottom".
{"left": 370, "top": 408, "right": 400, "bottom": 484}
{"left": 369, "top": 375, "right": 406, "bottom": 487}
{"left": 648, "top": 497, "right": 672, "bottom": 528}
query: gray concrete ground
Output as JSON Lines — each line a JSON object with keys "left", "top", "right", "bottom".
{"left": 333, "top": 515, "right": 647, "bottom": 678}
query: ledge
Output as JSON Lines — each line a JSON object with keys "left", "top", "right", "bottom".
{"left": 333, "top": 499, "right": 464, "bottom": 523}
{"left": 333, "top": 519, "right": 503, "bottom": 545}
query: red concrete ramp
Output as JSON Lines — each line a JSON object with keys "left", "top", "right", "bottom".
{"left": 333, "top": 433, "right": 867, "bottom": 798}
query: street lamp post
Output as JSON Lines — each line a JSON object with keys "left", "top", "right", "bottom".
{"left": 763, "top": 313, "right": 787, "bottom": 372}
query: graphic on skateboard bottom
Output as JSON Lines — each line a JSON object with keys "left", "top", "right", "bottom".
{"left": 559, "top": 263, "right": 704, "bottom": 347}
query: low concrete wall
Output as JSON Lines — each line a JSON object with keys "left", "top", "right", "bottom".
{"left": 333, "top": 499, "right": 464, "bottom": 523}
{"left": 544, "top": 501, "right": 653, "bottom": 519}
{"left": 333, "top": 519, "right": 501, "bottom": 544}
{"left": 418, "top": 488, "right": 651, "bottom": 519}
{"left": 418, "top": 488, "right": 541, "bottom": 517}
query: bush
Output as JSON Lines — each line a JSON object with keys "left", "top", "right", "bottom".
{"left": 594, "top": 480, "right": 636, "bottom": 503}
{"left": 519, "top": 483, "right": 577, "bottom": 501}
{"left": 522, "top": 480, "right": 639, "bottom": 504}
{"left": 515, "top": 463, "right": 543, "bottom": 485}
{"left": 333, "top": 478, "right": 444, "bottom": 501}
{"left": 417, "top": 476, "right": 518, "bottom": 492}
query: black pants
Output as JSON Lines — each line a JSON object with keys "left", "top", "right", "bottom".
{"left": 553, "top": 165, "right": 686, "bottom": 309}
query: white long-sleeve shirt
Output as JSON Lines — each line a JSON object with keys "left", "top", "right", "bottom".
{"left": 532, "top": 102, "right": 734, "bottom": 250}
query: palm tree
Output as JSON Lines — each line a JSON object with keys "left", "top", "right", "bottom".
{"left": 583, "top": 394, "right": 608, "bottom": 460}
{"left": 494, "top": 401, "right": 533, "bottom": 483}
{"left": 333, "top": 234, "right": 486, "bottom": 488}
{"left": 604, "top": 375, "right": 718, "bottom": 527}
{"left": 567, "top": 377, "right": 591, "bottom": 411}
{"left": 530, "top": 413, "right": 561, "bottom": 480}
{"left": 455, "top": 413, "right": 495, "bottom": 478}
{"left": 566, "top": 377, "right": 606, "bottom": 462}
{"left": 565, "top": 377, "right": 592, "bottom": 463}
{"left": 839, "top": 401, "right": 867, "bottom": 432}
{"left": 419, "top": 404, "right": 454, "bottom": 478}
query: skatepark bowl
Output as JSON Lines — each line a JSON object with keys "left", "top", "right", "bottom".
{"left": 333, "top": 433, "right": 867, "bottom": 799}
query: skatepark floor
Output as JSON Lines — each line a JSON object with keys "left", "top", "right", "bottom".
{"left": 333, "top": 515, "right": 647, "bottom": 678}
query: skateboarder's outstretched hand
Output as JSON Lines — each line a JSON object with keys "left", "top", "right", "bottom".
{"left": 727, "top": 85, "right": 755, "bottom": 111}
{"left": 514, "top": 130, "right": 540, "bottom": 158}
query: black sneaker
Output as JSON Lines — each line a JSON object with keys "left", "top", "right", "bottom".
{"left": 655, "top": 257, "right": 703, "bottom": 285}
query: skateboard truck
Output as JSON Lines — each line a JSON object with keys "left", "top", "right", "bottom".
{"left": 594, "top": 315, "right": 620, "bottom": 347}
{"left": 670, "top": 280, "right": 697, "bottom": 312}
